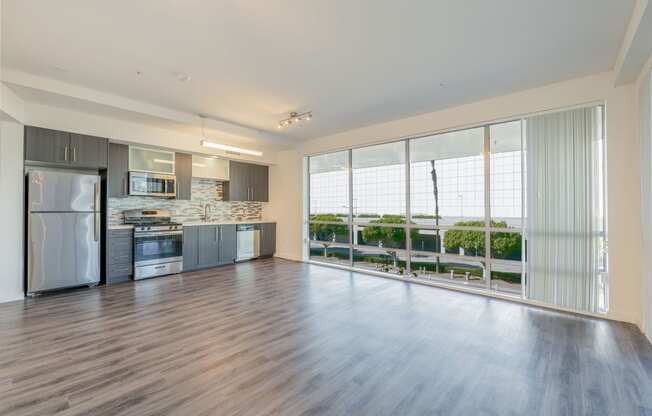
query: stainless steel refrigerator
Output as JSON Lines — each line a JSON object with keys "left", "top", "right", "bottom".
{"left": 27, "top": 170, "right": 101, "bottom": 294}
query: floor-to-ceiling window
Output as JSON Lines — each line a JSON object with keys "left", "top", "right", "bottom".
{"left": 352, "top": 141, "right": 407, "bottom": 274}
{"left": 409, "top": 127, "right": 488, "bottom": 289}
{"left": 308, "top": 151, "right": 351, "bottom": 266}
{"left": 305, "top": 106, "right": 606, "bottom": 310}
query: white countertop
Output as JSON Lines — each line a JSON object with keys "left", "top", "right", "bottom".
{"left": 182, "top": 220, "right": 274, "bottom": 226}
{"left": 108, "top": 219, "right": 275, "bottom": 230}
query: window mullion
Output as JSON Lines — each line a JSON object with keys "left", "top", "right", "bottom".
{"left": 348, "top": 149, "right": 354, "bottom": 267}
{"left": 484, "top": 125, "right": 492, "bottom": 290}
{"left": 405, "top": 140, "right": 411, "bottom": 276}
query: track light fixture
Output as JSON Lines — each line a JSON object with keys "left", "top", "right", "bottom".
{"left": 278, "top": 111, "right": 312, "bottom": 129}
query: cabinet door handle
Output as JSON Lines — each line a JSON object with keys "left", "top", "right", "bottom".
{"left": 64, "top": 146, "right": 69, "bottom": 161}
{"left": 123, "top": 178, "right": 127, "bottom": 195}
{"left": 72, "top": 147, "right": 77, "bottom": 162}
{"left": 215, "top": 227, "right": 218, "bottom": 242}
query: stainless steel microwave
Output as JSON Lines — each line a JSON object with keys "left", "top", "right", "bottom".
{"left": 129, "top": 172, "right": 176, "bottom": 198}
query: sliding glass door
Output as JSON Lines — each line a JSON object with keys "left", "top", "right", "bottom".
{"left": 306, "top": 105, "right": 606, "bottom": 312}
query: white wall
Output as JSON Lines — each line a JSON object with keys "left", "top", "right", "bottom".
{"left": 263, "top": 150, "right": 304, "bottom": 261}
{"left": 639, "top": 62, "right": 652, "bottom": 341}
{"left": 268, "top": 71, "right": 644, "bottom": 326}
{"left": 0, "top": 120, "right": 24, "bottom": 302}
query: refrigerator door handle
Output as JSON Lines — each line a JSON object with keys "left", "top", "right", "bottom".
{"left": 94, "top": 181, "right": 100, "bottom": 212}
{"left": 94, "top": 212, "right": 99, "bottom": 242}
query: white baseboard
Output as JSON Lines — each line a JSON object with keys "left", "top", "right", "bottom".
{"left": 274, "top": 252, "right": 303, "bottom": 262}
{"left": 0, "top": 294, "right": 24, "bottom": 304}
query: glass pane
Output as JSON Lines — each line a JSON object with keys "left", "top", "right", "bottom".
{"left": 410, "top": 254, "right": 486, "bottom": 288}
{"left": 411, "top": 228, "right": 485, "bottom": 259}
{"left": 352, "top": 142, "right": 406, "bottom": 220}
{"left": 353, "top": 248, "right": 407, "bottom": 275}
{"left": 490, "top": 260, "right": 522, "bottom": 294}
{"left": 130, "top": 147, "right": 175, "bottom": 174}
{"left": 354, "top": 224, "right": 406, "bottom": 249}
{"left": 409, "top": 128, "right": 485, "bottom": 226}
{"left": 490, "top": 121, "right": 522, "bottom": 227}
{"left": 309, "top": 242, "right": 350, "bottom": 266}
{"left": 489, "top": 230, "right": 522, "bottom": 261}
{"left": 308, "top": 222, "right": 349, "bottom": 244}
{"left": 309, "top": 151, "right": 349, "bottom": 217}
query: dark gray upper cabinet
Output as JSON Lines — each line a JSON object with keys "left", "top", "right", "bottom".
{"left": 24, "top": 126, "right": 70, "bottom": 165}
{"left": 108, "top": 143, "right": 129, "bottom": 197}
{"left": 260, "top": 222, "right": 276, "bottom": 257}
{"left": 225, "top": 161, "right": 268, "bottom": 202}
{"left": 252, "top": 164, "right": 269, "bottom": 202}
{"left": 197, "top": 225, "right": 220, "bottom": 269}
{"left": 69, "top": 133, "right": 108, "bottom": 168}
{"left": 219, "top": 225, "right": 237, "bottom": 264}
{"left": 24, "top": 126, "right": 109, "bottom": 169}
{"left": 183, "top": 226, "right": 199, "bottom": 271}
{"left": 226, "top": 161, "right": 249, "bottom": 201}
{"left": 175, "top": 152, "right": 192, "bottom": 200}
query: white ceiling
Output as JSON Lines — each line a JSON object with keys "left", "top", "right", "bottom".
{"left": 2, "top": 0, "right": 635, "bottom": 142}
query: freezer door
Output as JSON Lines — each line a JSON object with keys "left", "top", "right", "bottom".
{"left": 27, "top": 212, "right": 101, "bottom": 293}
{"left": 28, "top": 170, "right": 100, "bottom": 212}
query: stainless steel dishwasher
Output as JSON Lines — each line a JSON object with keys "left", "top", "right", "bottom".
{"left": 236, "top": 224, "right": 260, "bottom": 261}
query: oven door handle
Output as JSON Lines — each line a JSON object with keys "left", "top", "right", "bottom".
{"left": 135, "top": 231, "right": 183, "bottom": 238}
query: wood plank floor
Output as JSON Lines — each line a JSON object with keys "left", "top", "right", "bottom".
{"left": 1, "top": 258, "right": 651, "bottom": 416}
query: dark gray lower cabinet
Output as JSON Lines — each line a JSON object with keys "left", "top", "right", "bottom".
{"left": 198, "top": 225, "right": 220, "bottom": 269}
{"left": 219, "top": 225, "right": 237, "bottom": 264}
{"left": 260, "top": 222, "right": 276, "bottom": 257}
{"left": 107, "top": 229, "right": 133, "bottom": 283}
{"left": 183, "top": 225, "right": 237, "bottom": 271}
{"left": 183, "top": 226, "right": 199, "bottom": 271}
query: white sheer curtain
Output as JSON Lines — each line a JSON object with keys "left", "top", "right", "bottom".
{"left": 525, "top": 106, "right": 604, "bottom": 313}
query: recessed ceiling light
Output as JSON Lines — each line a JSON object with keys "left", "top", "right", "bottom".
{"left": 175, "top": 72, "right": 192, "bottom": 82}
{"left": 50, "top": 65, "right": 69, "bottom": 73}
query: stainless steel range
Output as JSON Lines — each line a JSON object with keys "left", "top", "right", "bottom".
{"left": 124, "top": 209, "right": 183, "bottom": 280}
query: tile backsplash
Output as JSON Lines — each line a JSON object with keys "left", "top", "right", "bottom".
{"left": 108, "top": 178, "right": 263, "bottom": 225}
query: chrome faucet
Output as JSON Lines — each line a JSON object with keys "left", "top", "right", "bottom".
{"left": 203, "top": 204, "right": 211, "bottom": 221}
